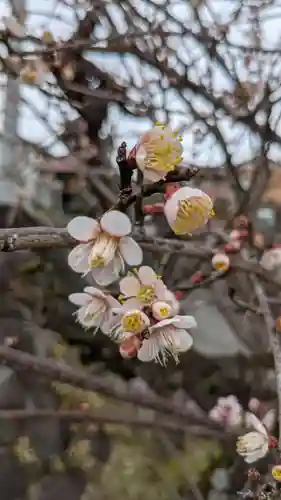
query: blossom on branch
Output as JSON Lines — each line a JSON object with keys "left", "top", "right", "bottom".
{"left": 118, "top": 266, "right": 179, "bottom": 315}
{"left": 211, "top": 253, "right": 230, "bottom": 272}
{"left": 260, "top": 248, "right": 281, "bottom": 271}
{"left": 209, "top": 395, "right": 243, "bottom": 428}
{"left": 164, "top": 186, "right": 214, "bottom": 235}
{"left": 137, "top": 315, "right": 196, "bottom": 365}
{"left": 129, "top": 123, "right": 183, "bottom": 182}
{"left": 236, "top": 412, "right": 270, "bottom": 463}
{"left": 67, "top": 211, "right": 143, "bottom": 285}
{"left": 68, "top": 286, "right": 120, "bottom": 333}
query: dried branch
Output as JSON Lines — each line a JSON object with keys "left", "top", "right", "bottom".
{"left": 0, "top": 345, "right": 224, "bottom": 438}
{"left": 251, "top": 276, "right": 281, "bottom": 446}
{"left": 0, "top": 408, "right": 223, "bottom": 438}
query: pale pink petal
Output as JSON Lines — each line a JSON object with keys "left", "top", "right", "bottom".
{"left": 119, "top": 237, "right": 143, "bottom": 266}
{"left": 150, "top": 318, "right": 175, "bottom": 331}
{"left": 101, "top": 313, "right": 120, "bottom": 334}
{"left": 68, "top": 244, "right": 91, "bottom": 273}
{"left": 245, "top": 412, "right": 268, "bottom": 437}
{"left": 209, "top": 407, "right": 223, "bottom": 423}
{"left": 77, "top": 300, "right": 105, "bottom": 328}
{"left": 138, "top": 338, "right": 160, "bottom": 362}
{"left": 120, "top": 298, "right": 143, "bottom": 312}
{"left": 67, "top": 216, "right": 100, "bottom": 241}
{"left": 155, "top": 280, "right": 169, "bottom": 299}
{"left": 164, "top": 328, "right": 193, "bottom": 352}
{"left": 262, "top": 409, "right": 276, "bottom": 432}
{"left": 143, "top": 168, "right": 164, "bottom": 183}
{"left": 138, "top": 266, "right": 158, "bottom": 285}
{"left": 164, "top": 196, "right": 178, "bottom": 226}
{"left": 68, "top": 293, "right": 90, "bottom": 306}
{"left": 172, "top": 315, "right": 197, "bottom": 329}
{"left": 91, "top": 255, "right": 122, "bottom": 286}
{"left": 100, "top": 210, "right": 132, "bottom": 237}
{"left": 106, "top": 295, "right": 122, "bottom": 308}
{"left": 135, "top": 145, "right": 146, "bottom": 171}
{"left": 119, "top": 276, "right": 141, "bottom": 297}
{"left": 83, "top": 287, "right": 106, "bottom": 299}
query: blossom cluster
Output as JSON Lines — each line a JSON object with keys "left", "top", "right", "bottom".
{"left": 209, "top": 394, "right": 277, "bottom": 464}
{"left": 66, "top": 123, "right": 214, "bottom": 364}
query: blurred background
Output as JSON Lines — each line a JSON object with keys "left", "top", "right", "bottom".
{"left": 0, "top": 0, "right": 280, "bottom": 499}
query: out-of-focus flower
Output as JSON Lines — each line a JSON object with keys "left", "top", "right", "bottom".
{"left": 68, "top": 286, "right": 120, "bottom": 333}
{"left": 137, "top": 315, "right": 196, "bottom": 365}
{"left": 129, "top": 123, "right": 183, "bottom": 182}
{"left": 118, "top": 266, "right": 179, "bottom": 313}
{"left": 260, "top": 248, "right": 281, "bottom": 271}
{"left": 164, "top": 186, "right": 213, "bottom": 235}
{"left": 209, "top": 395, "right": 243, "bottom": 427}
{"left": 67, "top": 211, "right": 143, "bottom": 286}
{"left": 2, "top": 16, "right": 26, "bottom": 37}
{"left": 272, "top": 465, "right": 281, "bottom": 482}
{"left": 119, "top": 336, "right": 142, "bottom": 359}
{"left": 211, "top": 253, "right": 230, "bottom": 272}
{"left": 248, "top": 398, "right": 260, "bottom": 412}
{"left": 237, "top": 412, "right": 269, "bottom": 463}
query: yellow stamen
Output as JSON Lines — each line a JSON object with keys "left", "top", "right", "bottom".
{"left": 137, "top": 285, "right": 156, "bottom": 305}
{"left": 159, "top": 307, "right": 169, "bottom": 317}
{"left": 122, "top": 312, "right": 143, "bottom": 332}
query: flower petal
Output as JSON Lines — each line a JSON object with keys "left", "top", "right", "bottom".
{"left": 77, "top": 300, "right": 105, "bottom": 328}
{"left": 138, "top": 266, "right": 158, "bottom": 285}
{"left": 119, "top": 276, "right": 141, "bottom": 297}
{"left": 67, "top": 216, "right": 100, "bottom": 241}
{"left": 83, "top": 286, "right": 106, "bottom": 299}
{"left": 68, "top": 244, "right": 92, "bottom": 273}
{"left": 100, "top": 210, "right": 132, "bottom": 237}
{"left": 245, "top": 412, "right": 268, "bottom": 437}
{"left": 91, "top": 255, "right": 122, "bottom": 286}
{"left": 68, "top": 293, "right": 90, "bottom": 306}
{"left": 167, "top": 328, "right": 193, "bottom": 352}
{"left": 119, "top": 298, "right": 144, "bottom": 312}
{"left": 119, "top": 237, "right": 143, "bottom": 266}
{"left": 172, "top": 315, "right": 197, "bottom": 330}
{"left": 138, "top": 338, "right": 160, "bottom": 362}
{"left": 101, "top": 313, "right": 121, "bottom": 334}
{"left": 143, "top": 168, "right": 164, "bottom": 183}
{"left": 150, "top": 318, "right": 175, "bottom": 331}
{"left": 106, "top": 295, "right": 122, "bottom": 309}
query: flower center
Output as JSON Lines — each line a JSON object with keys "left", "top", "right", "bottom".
{"left": 122, "top": 312, "right": 144, "bottom": 332}
{"left": 89, "top": 233, "right": 118, "bottom": 268}
{"left": 159, "top": 307, "right": 169, "bottom": 318}
{"left": 172, "top": 198, "right": 213, "bottom": 235}
{"left": 137, "top": 285, "right": 156, "bottom": 305}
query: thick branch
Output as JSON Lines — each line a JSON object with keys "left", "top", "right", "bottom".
{"left": 0, "top": 345, "right": 224, "bottom": 438}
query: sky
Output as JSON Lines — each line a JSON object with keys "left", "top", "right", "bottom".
{"left": 1, "top": 0, "right": 281, "bottom": 168}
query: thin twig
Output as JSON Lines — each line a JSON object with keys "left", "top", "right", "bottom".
{"left": 251, "top": 276, "right": 281, "bottom": 446}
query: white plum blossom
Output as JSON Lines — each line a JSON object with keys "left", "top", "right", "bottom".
{"left": 69, "top": 286, "right": 120, "bottom": 333}
{"left": 2, "top": 16, "right": 26, "bottom": 37}
{"left": 67, "top": 211, "right": 143, "bottom": 286}
{"left": 137, "top": 315, "right": 196, "bottom": 365}
{"left": 260, "top": 248, "right": 281, "bottom": 271}
{"left": 118, "top": 266, "right": 179, "bottom": 316}
{"left": 211, "top": 253, "right": 230, "bottom": 272}
{"left": 164, "top": 186, "right": 214, "bottom": 235}
{"left": 236, "top": 412, "right": 269, "bottom": 463}
{"left": 109, "top": 309, "right": 150, "bottom": 341}
{"left": 129, "top": 123, "right": 183, "bottom": 183}
{"left": 209, "top": 395, "right": 243, "bottom": 427}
